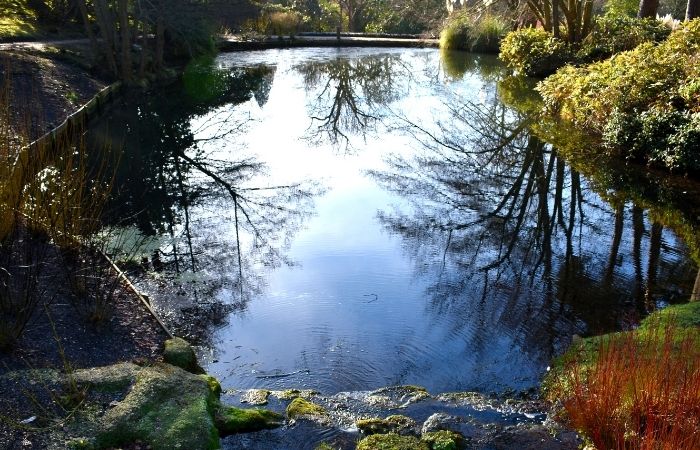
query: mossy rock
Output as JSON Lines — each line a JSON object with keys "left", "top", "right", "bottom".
{"left": 215, "top": 406, "right": 283, "bottom": 435}
{"left": 356, "top": 415, "right": 417, "bottom": 435}
{"left": 273, "top": 388, "right": 318, "bottom": 400}
{"left": 286, "top": 397, "right": 328, "bottom": 420}
{"left": 163, "top": 337, "right": 205, "bottom": 374}
{"left": 71, "top": 362, "right": 140, "bottom": 392}
{"left": 366, "top": 385, "right": 430, "bottom": 408}
{"left": 422, "top": 430, "right": 465, "bottom": 450}
{"left": 356, "top": 433, "right": 429, "bottom": 450}
{"left": 240, "top": 389, "right": 271, "bottom": 405}
{"left": 95, "top": 363, "right": 219, "bottom": 450}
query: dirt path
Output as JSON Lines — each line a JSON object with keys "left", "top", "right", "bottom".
{"left": 0, "top": 38, "right": 91, "bottom": 51}
{"left": 0, "top": 41, "right": 106, "bottom": 139}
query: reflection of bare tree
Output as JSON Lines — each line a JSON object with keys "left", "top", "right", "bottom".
{"left": 91, "top": 64, "right": 319, "bottom": 343}
{"left": 371, "top": 87, "right": 691, "bottom": 359}
{"left": 296, "top": 54, "right": 408, "bottom": 147}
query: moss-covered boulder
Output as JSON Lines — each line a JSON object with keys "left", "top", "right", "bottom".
{"left": 356, "top": 415, "right": 417, "bottom": 435}
{"left": 215, "top": 406, "right": 283, "bottom": 435}
{"left": 95, "top": 363, "right": 219, "bottom": 450}
{"left": 356, "top": 433, "right": 429, "bottom": 450}
{"left": 163, "top": 337, "right": 205, "bottom": 374}
{"left": 356, "top": 430, "right": 465, "bottom": 450}
{"left": 422, "top": 430, "right": 465, "bottom": 450}
{"left": 286, "top": 397, "right": 328, "bottom": 421}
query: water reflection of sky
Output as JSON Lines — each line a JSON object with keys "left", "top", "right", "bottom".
{"left": 97, "top": 48, "right": 696, "bottom": 395}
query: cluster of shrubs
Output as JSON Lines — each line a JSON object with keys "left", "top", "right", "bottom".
{"left": 500, "top": 15, "right": 671, "bottom": 76}
{"left": 537, "top": 19, "right": 700, "bottom": 173}
{"left": 440, "top": 12, "right": 509, "bottom": 53}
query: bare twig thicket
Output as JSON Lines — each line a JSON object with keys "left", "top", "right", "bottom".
{"left": 0, "top": 60, "right": 120, "bottom": 348}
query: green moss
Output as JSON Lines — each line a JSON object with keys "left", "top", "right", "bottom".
{"left": 163, "top": 337, "right": 205, "bottom": 374}
{"left": 356, "top": 415, "right": 416, "bottom": 435}
{"left": 66, "top": 438, "right": 92, "bottom": 449}
{"left": 96, "top": 363, "right": 220, "bottom": 450}
{"left": 357, "top": 433, "right": 429, "bottom": 450}
{"left": 639, "top": 301, "right": 700, "bottom": 330}
{"left": 315, "top": 444, "right": 334, "bottom": 450}
{"left": 285, "top": 397, "right": 328, "bottom": 420}
{"left": 422, "top": 431, "right": 464, "bottom": 450}
{"left": 215, "top": 406, "right": 283, "bottom": 435}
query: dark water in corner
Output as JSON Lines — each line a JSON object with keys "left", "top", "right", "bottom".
{"left": 90, "top": 48, "right": 698, "bottom": 395}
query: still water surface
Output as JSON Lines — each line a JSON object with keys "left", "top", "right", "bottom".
{"left": 92, "top": 48, "right": 696, "bottom": 395}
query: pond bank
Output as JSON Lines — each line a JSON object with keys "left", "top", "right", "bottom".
{"left": 218, "top": 35, "right": 439, "bottom": 52}
{"left": 1, "top": 338, "right": 581, "bottom": 449}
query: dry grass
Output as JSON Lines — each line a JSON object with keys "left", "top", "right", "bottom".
{"left": 560, "top": 318, "right": 700, "bottom": 450}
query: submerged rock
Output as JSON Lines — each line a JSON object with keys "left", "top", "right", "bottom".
{"left": 356, "top": 414, "right": 418, "bottom": 436}
{"left": 366, "top": 385, "right": 430, "bottom": 409}
{"left": 420, "top": 413, "right": 465, "bottom": 435}
{"left": 487, "top": 424, "right": 580, "bottom": 450}
{"left": 163, "top": 337, "right": 205, "bottom": 374}
{"left": 272, "top": 388, "right": 319, "bottom": 400}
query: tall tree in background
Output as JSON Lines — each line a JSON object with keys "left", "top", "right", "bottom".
{"left": 72, "top": 0, "right": 214, "bottom": 82}
{"left": 688, "top": 0, "right": 699, "bottom": 19}
{"left": 637, "top": 0, "right": 659, "bottom": 18}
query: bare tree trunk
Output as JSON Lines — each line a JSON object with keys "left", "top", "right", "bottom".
{"left": 118, "top": 0, "right": 132, "bottom": 82}
{"left": 93, "top": 0, "right": 119, "bottom": 77}
{"left": 637, "top": 0, "right": 660, "bottom": 18}
{"left": 692, "top": 266, "right": 700, "bottom": 301}
{"left": 687, "top": 0, "right": 700, "bottom": 20}
{"left": 138, "top": 20, "right": 148, "bottom": 78}
{"left": 155, "top": 6, "right": 165, "bottom": 71}
{"left": 74, "top": 0, "right": 100, "bottom": 63}
{"left": 553, "top": 0, "right": 560, "bottom": 37}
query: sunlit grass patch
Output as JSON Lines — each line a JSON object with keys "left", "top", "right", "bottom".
{"left": 0, "top": 0, "right": 38, "bottom": 41}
